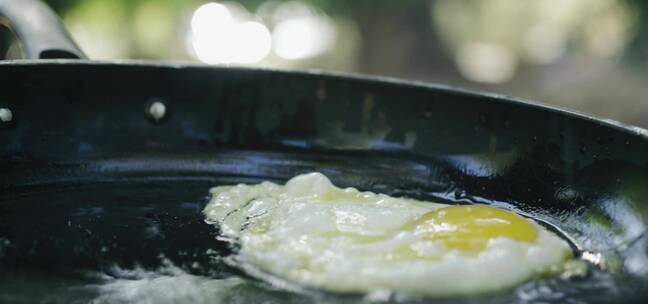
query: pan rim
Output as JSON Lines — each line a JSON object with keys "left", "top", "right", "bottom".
{"left": 2, "top": 58, "right": 648, "bottom": 142}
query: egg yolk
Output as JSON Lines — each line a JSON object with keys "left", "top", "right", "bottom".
{"left": 413, "top": 205, "right": 538, "bottom": 252}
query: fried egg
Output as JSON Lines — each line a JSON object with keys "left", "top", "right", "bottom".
{"left": 203, "top": 172, "right": 575, "bottom": 296}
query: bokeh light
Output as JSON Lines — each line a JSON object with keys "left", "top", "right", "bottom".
{"left": 273, "top": 17, "right": 335, "bottom": 60}
{"left": 188, "top": 2, "right": 272, "bottom": 64}
{"left": 270, "top": 1, "right": 336, "bottom": 60}
{"left": 456, "top": 43, "right": 517, "bottom": 84}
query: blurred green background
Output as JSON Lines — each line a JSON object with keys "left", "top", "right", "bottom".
{"left": 3, "top": 0, "right": 648, "bottom": 128}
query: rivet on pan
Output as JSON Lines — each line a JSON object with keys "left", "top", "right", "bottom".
{"left": 0, "top": 108, "right": 12, "bottom": 123}
{"left": 146, "top": 101, "right": 167, "bottom": 122}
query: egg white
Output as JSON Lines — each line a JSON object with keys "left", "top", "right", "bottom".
{"left": 204, "top": 172, "right": 573, "bottom": 296}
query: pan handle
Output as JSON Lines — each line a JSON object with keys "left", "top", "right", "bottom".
{"left": 0, "top": 0, "right": 86, "bottom": 59}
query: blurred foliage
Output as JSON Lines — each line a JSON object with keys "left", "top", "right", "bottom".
{"left": 40, "top": 0, "right": 441, "bottom": 66}
{"left": 623, "top": 0, "right": 648, "bottom": 62}
{"left": 30, "top": 0, "right": 648, "bottom": 73}
{"left": 44, "top": 0, "right": 425, "bottom": 16}
{"left": 31, "top": 0, "right": 648, "bottom": 58}
{"left": 40, "top": 0, "right": 648, "bottom": 61}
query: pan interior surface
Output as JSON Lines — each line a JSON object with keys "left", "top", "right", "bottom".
{"left": 0, "top": 152, "right": 641, "bottom": 304}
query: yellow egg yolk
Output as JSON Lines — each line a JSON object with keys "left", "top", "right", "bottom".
{"left": 413, "top": 205, "right": 539, "bottom": 252}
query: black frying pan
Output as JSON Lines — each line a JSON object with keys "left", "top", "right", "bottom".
{"left": 2, "top": 0, "right": 648, "bottom": 303}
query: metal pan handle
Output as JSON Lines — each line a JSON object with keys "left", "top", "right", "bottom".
{"left": 0, "top": 0, "right": 86, "bottom": 59}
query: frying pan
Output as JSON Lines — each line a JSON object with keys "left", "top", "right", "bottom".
{"left": 2, "top": 0, "right": 648, "bottom": 303}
